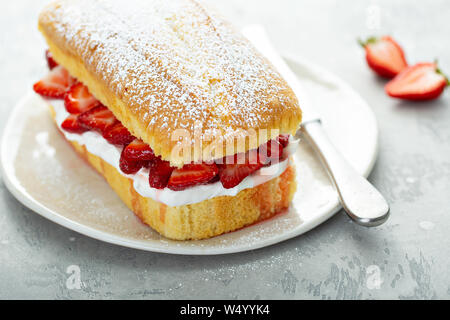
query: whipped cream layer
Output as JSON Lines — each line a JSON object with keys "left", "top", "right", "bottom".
{"left": 48, "top": 98, "right": 297, "bottom": 207}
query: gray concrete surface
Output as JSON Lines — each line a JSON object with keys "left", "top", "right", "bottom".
{"left": 0, "top": 0, "right": 449, "bottom": 299}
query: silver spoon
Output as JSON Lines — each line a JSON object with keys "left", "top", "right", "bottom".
{"left": 242, "top": 25, "right": 390, "bottom": 227}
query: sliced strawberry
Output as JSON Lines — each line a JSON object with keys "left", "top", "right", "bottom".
{"left": 78, "top": 105, "right": 118, "bottom": 134}
{"left": 33, "top": 65, "right": 75, "bottom": 98}
{"left": 276, "top": 134, "right": 290, "bottom": 148}
{"left": 103, "top": 123, "right": 135, "bottom": 146}
{"left": 208, "top": 174, "right": 220, "bottom": 184}
{"left": 45, "top": 49, "right": 58, "bottom": 70}
{"left": 122, "top": 139, "right": 156, "bottom": 161}
{"left": 385, "top": 62, "right": 449, "bottom": 101}
{"left": 148, "top": 158, "right": 175, "bottom": 189}
{"left": 64, "top": 83, "right": 100, "bottom": 114}
{"left": 258, "top": 139, "right": 283, "bottom": 165}
{"left": 119, "top": 148, "right": 148, "bottom": 174}
{"left": 218, "top": 153, "right": 263, "bottom": 189}
{"left": 359, "top": 36, "right": 408, "bottom": 78}
{"left": 61, "top": 114, "right": 88, "bottom": 134}
{"left": 167, "top": 163, "right": 219, "bottom": 191}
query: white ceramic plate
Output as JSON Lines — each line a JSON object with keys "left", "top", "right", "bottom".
{"left": 0, "top": 55, "right": 378, "bottom": 255}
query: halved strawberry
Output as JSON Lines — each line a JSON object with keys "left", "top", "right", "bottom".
{"left": 45, "top": 49, "right": 58, "bottom": 70}
{"left": 148, "top": 158, "right": 175, "bottom": 189}
{"left": 119, "top": 148, "right": 148, "bottom": 174}
{"left": 61, "top": 114, "right": 88, "bottom": 134}
{"left": 276, "top": 134, "right": 290, "bottom": 148}
{"left": 33, "top": 65, "right": 75, "bottom": 98}
{"left": 64, "top": 83, "right": 100, "bottom": 114}
{"left": 103, "top": 123, "right": 135, "bottom": 146}
{"left": 385, "top": 62, "right": 449, "bottom": 100}
{"left": 167, "top": 163, "right": 219, "bottom": 191}
{"left": 359, "top": 36, "right": 408, "bottom": 78}
{"left": 258, "top": 139, "right": 283, "bottom": 165}
{"left": 218, "top": 157, "right": 263, "bottom": 189}
{"left": 122, "top": 139, "right": 156, "bottom": 161}
{"left": 78, "top": 105, "right": 118, "bottom": 134}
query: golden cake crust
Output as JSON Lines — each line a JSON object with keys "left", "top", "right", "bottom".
{"left": 38, "top": 0, "right": 302, "bottom": 167}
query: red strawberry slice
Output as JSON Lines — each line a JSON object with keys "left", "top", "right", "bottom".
{"left": 359, "top": 36, "right": 408, "bottom": 78}
{"left": 218, "top": 154, "right": 263, "bottom": 189}
{"left": 119, "top": 148, "right": 148, "bottom": 174}
{"left": 385, "top": 62, "right": 449, "bottom": 101}
{"left": 64, "top": 83, "right": 100, "bottom": 114}
{"left": 61, "top": 114, "right": 88, "bottom": 134}
{"left": 103, "top": 123, "right": 135, "bottom": 146}
{"left": 78, "top": 105, "right": 118, "bottom": 134}
{"left": 122, "top": 139, "right": 156, "bottom": 161}
{"left": 45, "top": 49, "right": 58, "bottom": 70}
{"left": 33, "top": 65, "right": 75, "bottom": 98}
{"left": 148, "top": 158, "right": 175, "bottom": 189}
{"left": 276, "top": 134, "right": 290, "bottom": 148}
{"left": 167, "top": 163, "right": 219, "bottom": 191}
{"left": 258, "top": 139, "right": 283, "bottom": 165}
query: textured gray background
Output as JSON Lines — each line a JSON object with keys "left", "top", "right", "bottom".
{"left": 0, "top": 0, "right": 449, "bottom": 299}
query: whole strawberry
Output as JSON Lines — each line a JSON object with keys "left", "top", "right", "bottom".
{"left": 359, "top": 36, "right": 408, "bottom": 78}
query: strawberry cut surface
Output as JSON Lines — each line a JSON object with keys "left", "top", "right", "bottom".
{"left": 78, "top": 105, "right": 118, "bottom": 134}
{"left": 46, "top": 50, "right": 58, "bottom": 70}
{"left": 64, "top": 82, "right": 100, "bottom": 114}
{"left": 218, "top": 154, "right": 263, "bottom": 189}
{"left": 385, "top": 62, "right": 449, "bottom": 100}
{"left": 276, "top": 134, "right": 290, "bottom": 148}
{"left": 149, "top": 158, "right": 175, "bottom": 189}
{"left": 119, "top": 148, "right": 148, "bottom": 174}
{"left": 122, "top": 139, "right": 156, "bottom": 161}
{"left": 33, "top": 65, "right": 75, "bottom": 98}
{"left": 61, "top": 114, "right": 88, "bottom": 134}
{"left": 360, "top": 36, "right": 408, "bottom": 78}
{"left": 167, "top": 163, "right": 219, "bottom": 191}
{"left": 258, "top": 139, "right": 284, "bottom": 165}
{"left": 103, "top": 123, "right": 135, "bottom": 146}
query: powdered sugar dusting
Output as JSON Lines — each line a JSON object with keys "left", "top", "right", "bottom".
{"left": 41, "top": 0, "right": 299, "bottom": 153}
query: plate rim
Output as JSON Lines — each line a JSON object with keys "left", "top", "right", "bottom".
{"left": 0, "top": 54, "right": 379, "bottom": 255}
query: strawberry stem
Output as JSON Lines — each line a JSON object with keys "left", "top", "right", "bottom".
{"left": 437, "top": 69, "right": 450, "bottom": 86}
{"left": 435, "top": 60, "right": 450, "bottom": 87}
{"left": 357, "top": 36, "right": 378, "bottom": 48}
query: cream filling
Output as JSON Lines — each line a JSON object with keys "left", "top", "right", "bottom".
{"left": 48, "top": 98, "right": 298, "bottom": 207}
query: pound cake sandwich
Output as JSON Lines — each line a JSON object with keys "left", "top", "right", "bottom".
{"left": 32, "top": 0, "right": 302, "bottom": 240}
